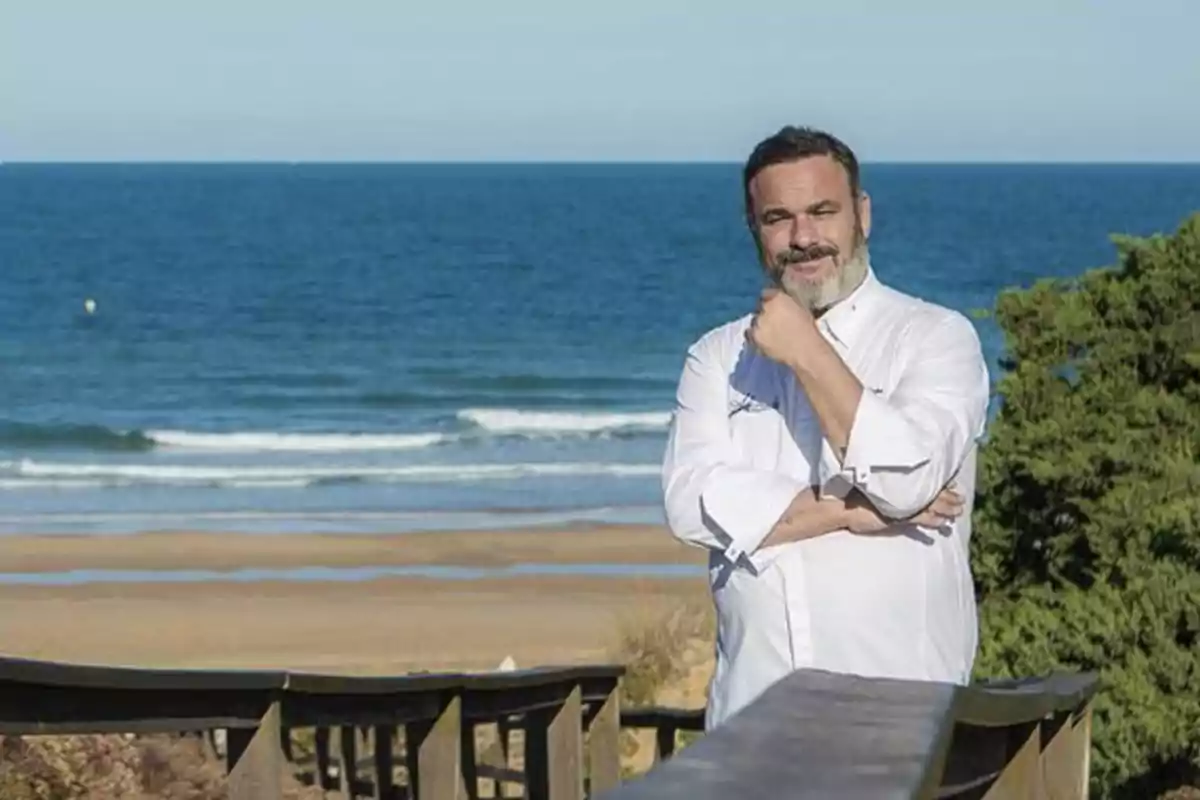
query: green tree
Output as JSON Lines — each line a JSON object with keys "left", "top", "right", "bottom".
{"left": 971, "top": 212, "right": 1200, "bottom": 797}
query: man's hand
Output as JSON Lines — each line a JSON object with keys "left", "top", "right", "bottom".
{"left": 840, "top": 485, "right": 965, "bottom": 535}
{"left": 746, "top": 288, "right": 816, "bottom": 367}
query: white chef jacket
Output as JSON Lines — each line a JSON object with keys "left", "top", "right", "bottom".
{"left": 661, "top": 268, "right": 991, "bottom": 730}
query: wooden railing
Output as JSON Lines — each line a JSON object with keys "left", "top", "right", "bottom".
{"left": 0, "top": 654, "right": 1099, "bottom": 798}
{"left": 604, "top": 668, "right": 1100, "bottom": 799}
{"left": 0, "top": 655, "right": 622, "bottom": 799}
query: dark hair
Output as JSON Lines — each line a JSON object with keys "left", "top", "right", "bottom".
{"left": 742, "top": 126, "right": 861, "bottom": 223}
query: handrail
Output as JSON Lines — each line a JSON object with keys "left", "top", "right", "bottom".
{"left": 0, "top": 654, "right": 288, "bottom": 690}
{"left": 0, "top": 654, "right": 627, "bottom": 800}
{"left": 0, "top": 654, "right": 624, "bottom": 695}
{"left": 600, "top": 668, "right": 1101, "bottom": 799}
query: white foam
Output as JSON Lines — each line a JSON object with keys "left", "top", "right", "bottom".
{"left": 2, "top": 459, "right": 658, "bottom": 488}
{"left": 457, "top": 408, "right": 671, "bottom": 436}
{"left": 147, "top": 430, "right": 447, "bottom": 452}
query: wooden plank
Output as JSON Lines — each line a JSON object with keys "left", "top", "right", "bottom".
{"left": 955, "top": 674, "right": 1100, "bottom": 728}
{"left": 982, "top": 722, "right": 1041, "bottom": 799}
{"left": 599, "top": 669, "right": 960, "bottom": 799}
{"left": 227, "top": 701, "right": 284, "bottom": 800}
{"left": 406, "top": 696, "right": 466, "bottom": 800}
{"left": 0, "top": 679, "right": 281, "bottom": 736}
{"left": 1041, "top": 704, "right": 1092, "bottom": 799}
{"left": 587, "top": 690, "right": 621, "bottom": 795}
{"left": 525, "top": 685, "right": 583, "bottom": 800}
{"left": 0, "top": 655, "right": 286, "bottom": 691}
{"left": 0, "top": 656, "right": 622, "bottom": 698}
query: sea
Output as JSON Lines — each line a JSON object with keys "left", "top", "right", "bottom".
{"left": 2, "top": 163, "right": 1198, "bottom": 536}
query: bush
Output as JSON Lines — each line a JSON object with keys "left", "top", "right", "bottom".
{"left": 0, "top": 734, "right": 143, "bottom": 800}
{"left": 971, "top": 213, "right": 1200, "bottom": 798}
{"left": 0, "top": 733, "right": 324, "bottom": 799}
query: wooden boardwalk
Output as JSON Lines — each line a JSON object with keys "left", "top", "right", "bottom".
{"left": 0, "top": 654, "right": 1097, "bottom": 798}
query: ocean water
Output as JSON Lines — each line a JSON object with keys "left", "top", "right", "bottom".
{"left": 2, "top": 163, "right": 1198, "bottom": 535}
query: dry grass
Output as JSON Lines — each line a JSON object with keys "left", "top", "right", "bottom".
{"left": 606, "top": 593, "right": 716, "bottom": 776}
{"left": 610, "top": 595, "right": 714, "bottom": 707}
{"left": 1160, "top": 788, "right": 1200, "bottom": 800}
{"left": 0, "top": 733, "right": 323, "bottom": 800}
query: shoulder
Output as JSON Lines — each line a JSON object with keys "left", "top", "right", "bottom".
{"left": 875, "top": 282, "right": 983, "bottom": 351}
{"left": 683, "top": 314, "right": 753, "bottom": 364}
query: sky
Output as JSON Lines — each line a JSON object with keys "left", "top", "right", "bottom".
{"left": 2, "top": 0, "right": 1197, "bottom": 162}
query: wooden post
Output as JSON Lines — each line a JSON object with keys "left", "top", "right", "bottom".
{"left": 406, "top": 695, "right": 466, "bottom": 800}
{"left": 459, "top": 719, "right": 480, "bottom": 799}
{"left": 314, "top": 726, "right": 333, "bottom": 793}
{"left": 338, "top": 725, "right": 358, "bottom": 798}
{"left": 526, "top": 685, "right": 584, "bottom": 800}
{"left": 983, "top": 721, "right": 1042, "bottom": 799}
{"left": 373, "top": 725, "right": 396, "bottom": 800}
{"left": 279, "top": 726, "right": 294, "bottom": 764}
{"left": 654, "top": 726, "right": 676, "bottom": 763}
{"left": 498, "top": 716, "right": 515, "bottom": 798}
{"left": 226, "top": 702, "right": 284, "bottom": 800}
{"left": 1041, "top": 704, "right": 1093, "bottom": 799}
{"left": 587, "top": 688, "right": 621, "bottom": 795}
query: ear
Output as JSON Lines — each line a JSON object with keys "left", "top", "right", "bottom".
{"left": 857, "top": 191, "right": 872, "bottom": 240}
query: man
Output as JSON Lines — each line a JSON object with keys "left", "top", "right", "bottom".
{"left": 661, "top": 126, "right": 990, "bottom": 730}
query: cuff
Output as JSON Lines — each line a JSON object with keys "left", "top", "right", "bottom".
{"left": 700, "top": 470, "right": 805, "bottom": 566}
{"left": 819, "top": 389, "right": 929, "bottom": 489}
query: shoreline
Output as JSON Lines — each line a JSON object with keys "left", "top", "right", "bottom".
{"left": 0, "top": 504, "right": 667, "bottom": 537}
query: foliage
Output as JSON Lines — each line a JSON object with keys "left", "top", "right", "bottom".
{"left": 0, "top": 735, "right": 143, "bottom": 800}
{"left": 971, "top": 213, "right": 1200, "bottom": 798}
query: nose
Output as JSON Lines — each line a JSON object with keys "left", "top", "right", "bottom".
{"left": 788, "top": 216, "right": 820, "bottom": 249}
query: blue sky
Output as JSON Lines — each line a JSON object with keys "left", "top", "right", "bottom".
{"left": 2, "top": 0, "right": 1197, "bottom": 162}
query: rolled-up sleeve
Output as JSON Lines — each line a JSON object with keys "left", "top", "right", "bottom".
{"left": 818, "top": 311, "right": 990, "bottom": 519}
{"left": 662, "top": 332, "right": 804, "bottom": 566}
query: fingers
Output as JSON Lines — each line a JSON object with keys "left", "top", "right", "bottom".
{"left": 912, "top": 510, "right": 954, "bottom": 530}
{"left": 912, "top": 486, "right": 966, "bottom": 529}
{"left": 928, "top": 489, "right": 964, "bottom": 519}
{"left": 756, "top": 288, "right": 782, "bottom": 315}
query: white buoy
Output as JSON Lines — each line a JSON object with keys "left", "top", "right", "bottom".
{"left": 84, "top": 298, "right": 96, "bottom": 315}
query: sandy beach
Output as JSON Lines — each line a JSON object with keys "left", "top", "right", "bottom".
{"left": 0, "top": 524, "right": 704, "bottom": 574}
{"left": 0, "top": 525, "right": 710, "bottom": 675}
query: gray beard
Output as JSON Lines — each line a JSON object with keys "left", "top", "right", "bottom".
{"left": 780, "top": 244, "right": 871, "bottom": 312}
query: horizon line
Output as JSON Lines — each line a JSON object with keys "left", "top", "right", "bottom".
{"left": 4, "top": 157, "right": 1200, "bottom": 167}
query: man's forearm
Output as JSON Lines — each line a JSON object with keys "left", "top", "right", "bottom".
{"left": 785, "top": 325, "right": 863, "bottom": 458}
{"left": 759, "top": 486, "right": 850, "bottom": 548}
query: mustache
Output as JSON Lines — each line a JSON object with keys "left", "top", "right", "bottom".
{"left": 775, "top": 244, "right": 839, "bottom": 266}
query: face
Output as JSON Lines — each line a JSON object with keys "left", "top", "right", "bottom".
{"left": 747, "top": 155, "right": 872, "bottom": 311}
